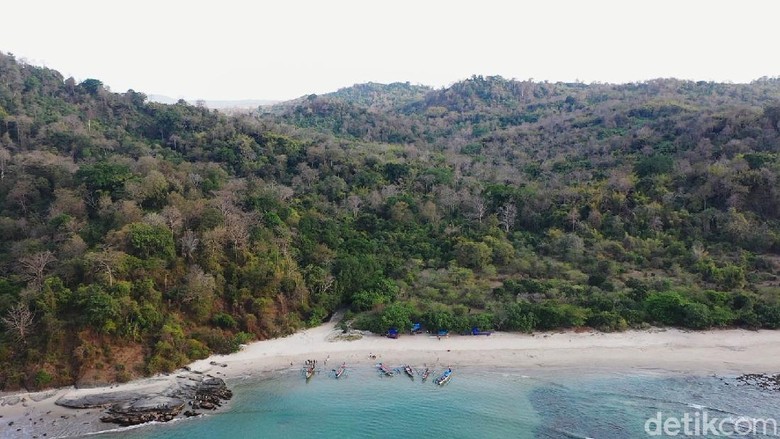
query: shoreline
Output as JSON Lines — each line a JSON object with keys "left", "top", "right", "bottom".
{"left": 3, "top": 324, "right": 780, "bottom": 437}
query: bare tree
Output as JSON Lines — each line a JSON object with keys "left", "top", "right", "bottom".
{"left": 567, "top": 207, "right": 580, "bottom": 231}
{"left": 224, "top": 212, "right": 251, "bottom": 256}
{"left": 161, "top": 205, "right": 183, "bottom": 234}
{"left": 18, "top": 251, "right": 56, "bottom": 290}
{"left": 312, "top": 273, "right": 334, "bottom": 298}
{"left": 181, "top": 265, "right": 216, "bottom": 304}
{"left": 498, "top": 203, "right": 518, "bottom": 233}
{"left": 346, "top": 195, "right": 362, "bottom": 217}
{"left": 2, "top": 302, "right": 34, "bottom": 342}
{"left": 85, "top": 247, "right": 120, "bottom": 287}
{"left": 180, "top": 230, "right": 200, "bottom": 261}
{"left": 466, "top": 195, "right": 487, "bottom": 224}
{"left": 0, "top": 146, "right": 9, "bottom": 181}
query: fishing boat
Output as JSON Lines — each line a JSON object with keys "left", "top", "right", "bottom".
{"left": 304, "top": 359, "right": 316, "bottom": 380}
{"left": 404, "top": 365, "right": 415, "bottom": 379}
{"left": 305, "top": 363, "right": 315, "bottom": 380}
{"left": 377, "top": 363, "right": 394, "bottom": 376}
{"left": 434, "top": 368, "right": 452, "bottom": 386}
{"left": 335, "top": 362, "right": 346, "bottom": 379}
{"left": 421, "top": 367, "right": 431, "bottom": 381}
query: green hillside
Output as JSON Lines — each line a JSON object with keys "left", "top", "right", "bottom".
{"left": 1, "top": 53, "right": 780, "bottom": 390}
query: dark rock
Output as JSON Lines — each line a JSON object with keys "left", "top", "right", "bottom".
{"left": 735, "top": 373, "right": 780, "bottom": 391}
{"left": 100, "top": 397, "right": 186, "bottom": 426}
{"left": 96, "top": 375, "right": 232, "bottom": 427}
{"left": 56, "top": 391, "right": 144, "bottom": 409}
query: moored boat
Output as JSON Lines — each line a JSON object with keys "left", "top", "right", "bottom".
{"left": 335, "top": 362, "right": 346, "bottom": 379}
{"left": 404, "top": 365, "right": 415, "bottom": 379}
{"left": 434, "top": 368, "right": 452, "bottom": 386}
{"left": 421, "top": 367, "right": 431, "bottom": 381}
{"left": 304, "top": 359, "right": 316, "bottom": 380}
{"left": 377, "top": 362, "right": 394, "bottom": 376}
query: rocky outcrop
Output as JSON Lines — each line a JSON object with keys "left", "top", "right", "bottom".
{"left": 100, "top": 396, "right": 186, "bottom": 426}
{"left": 191, "top": 377, "right": 233, "bottom": 410}
{"left": 55, "top": 373, "right": 232, "bottom": 427}
{"left": 736, "top": 373, "right": 780, "bottom": 391}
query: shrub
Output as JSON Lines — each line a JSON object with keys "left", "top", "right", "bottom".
{"left": 755, "top": 302, "right": 780, "bottom": 329}
{"left": 587, "top": 311, "right": 628, "bottom": 332}
{"left": 193, "top": 328, "right": 235, "bottom": 354}
{"left": 233, "top": 331, "right": 254, "bottom": 348}
{"left": 709, "top": 306, "right": 736, "bottom": 327}
{"left": 501, "top": 302, "right": 536, "bottom": 332}
{"left": 34, "top": 370, "right": 53, "bottom": 388}
{"left": 533, "top": 303, "right": 588, "bottom": 329}
{"left": 212, "top": 313, "right": 238, "bottom": 329}
{"left": 379, "top": 302, "right": 413, "bottom": 333}
{"left": 421, "top": 306, "right": 455, "bottom": 332}
{"left": 681, "top": 302, "right": 712, "bottom": 329}
{"left": 644, "top": 292, "right": 687, "bottom": 326}
{"left": 186, "top": 338, "right": 210, "bottom": 360}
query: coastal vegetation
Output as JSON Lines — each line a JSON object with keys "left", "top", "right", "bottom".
{"left": 1, "top": 51, "right": 780, "bottom": 390}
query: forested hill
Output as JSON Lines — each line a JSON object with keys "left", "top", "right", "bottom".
{"left": 1, "top": 51, "right": 780, "bottom": 390}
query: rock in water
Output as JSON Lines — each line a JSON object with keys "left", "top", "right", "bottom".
{"left": 736, "top": 373, "right": 780, "bottom": 391}
{"left": 100, "top": 396, "right": 186, "bottom": 426}
{"left": 192, "top": 377, "right": 233, "bottom": 410}
{"left": 56, "top": 373, "right": 233, "bottom": 427}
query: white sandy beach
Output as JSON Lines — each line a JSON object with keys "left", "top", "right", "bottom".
{"left": 3, "top": 323, "right": 780, "bottom": 438}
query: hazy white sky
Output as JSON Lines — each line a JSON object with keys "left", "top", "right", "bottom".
{"left": 1, "top": 0, "right": 778, "bottom": 101}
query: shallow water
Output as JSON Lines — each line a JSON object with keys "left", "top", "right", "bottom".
{"left": 94, "top": 367, "right": 780, "bottom": 438}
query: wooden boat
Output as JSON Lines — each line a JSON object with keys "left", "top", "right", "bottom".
{"left": 404, "top": 365, "right": 415, "bottom": 379}
{"left": 335, "top": 362, "right": 346, "bottom": 379}
{"left": 305, "top": 364, "right": 315, "bottom": 380}
{"left": 377, "top": 363, "right": 394, "bottom": 376}
{"left": 434, "top": 368, "right": 452, "bottom": 386}
{"left": 421, "top": 367, "right": 431, "bottom": 381}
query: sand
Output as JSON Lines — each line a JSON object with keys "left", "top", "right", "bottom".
{"left": 188, "top": 323, "right": 780, "bottom": 378}
{"left": 3, "top": 324, "right": 780, "bottom": 437}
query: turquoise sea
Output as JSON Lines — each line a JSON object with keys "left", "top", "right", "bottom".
{"left": 96, "top": 367, "right": 780, "bottom": 438}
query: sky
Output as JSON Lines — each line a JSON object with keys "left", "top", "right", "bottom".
{"left": 1, "top": 0, "right": 778, "bottom": 101}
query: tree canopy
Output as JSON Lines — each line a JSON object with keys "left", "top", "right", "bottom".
{"left": 1, "top": 52, "right": 780, "bottom": 390}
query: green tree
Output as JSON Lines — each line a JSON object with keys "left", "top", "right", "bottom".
{"left": 126, "top": 223, "right": 175, "bottom": 260}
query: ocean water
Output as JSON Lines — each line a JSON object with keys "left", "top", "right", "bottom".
{"left": 96, "top": 367, "right": 780, "bottom": 438}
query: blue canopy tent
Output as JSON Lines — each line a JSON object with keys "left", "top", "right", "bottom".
{"left": 411, "top": 323, "right": 422, "bottom": 334}
{"left": 471, "top": 327, "right": 492, "bottom": 336}
{"left": 387, "top": 328, "right": 399, "bottom": 339}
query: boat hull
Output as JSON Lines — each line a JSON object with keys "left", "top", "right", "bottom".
{"left": 435, "top": 369, "right": 452, "bottom": 386}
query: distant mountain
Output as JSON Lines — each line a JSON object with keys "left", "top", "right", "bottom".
{"left": 323, "top": 81, "right": 432, "bottom": 109}
{"left": 270, "top": 82, "right": 432, "bottom": 114}
{"left": 148, "top": 94, "right": 279, "bottom": 110}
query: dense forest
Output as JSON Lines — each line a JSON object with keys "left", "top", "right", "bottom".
{"left": 1, "top": 51, "right": 780, "bottom": 390}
